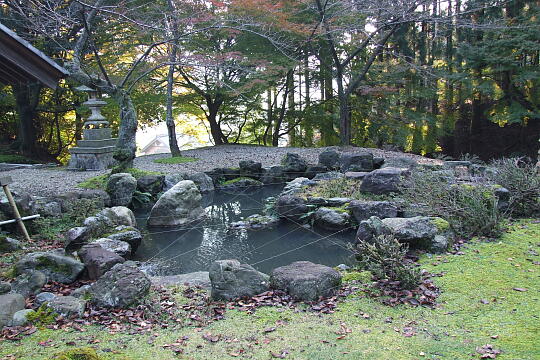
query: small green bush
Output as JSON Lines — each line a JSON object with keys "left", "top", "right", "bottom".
{"left": 27, "top": 305, "right": 57, "bottom": 326}
{"left": 153, "top": 156, "right": 198, "bottom": 164}
{"left": 354, "top": 235, "right": 421, "bottom": 290}
{"left": 488, "top": 157, "right": 540, "bottom": 216}
{"left": 400, "top": 170, "right": 501, "bottom": 238}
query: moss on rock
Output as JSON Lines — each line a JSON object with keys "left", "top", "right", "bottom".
{"left": 51, "top": 347, "right": 102, "bottom": 360}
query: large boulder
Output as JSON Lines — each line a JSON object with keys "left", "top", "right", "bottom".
{"left": 0, "top": 294, "right": 25, "bottom": 328}
{"left": 219, "top": 177, "right": 263, "bottom": 191}
{"left": 184, "top": 172, "right": 215, "bottom": 193}
{"left": 305, "top": 165, "right": 328, "bottom": 179}
{"left": 340, "top": 152, "right": 373, "bottom": 172}
{"left": 270, "top": 261, "right": 342, "bottom": 301}
{"left": 381, "top": 156, "right": 418, "bottom": 169}
{"left": 83, "top": 215, "right": 114, "bottom": 237}
{"left": 163, "top": 173, "right": 185, "bottom": 192}
{"left": 0, "top": 236, "right": 22, "bottom": 253}
{"left": 11, "top": 309, "right": 35, "bottom": 326}
{"left": 15, "top": 252, "right": 84, "bottom": 284}
{"left": 356, "top": 216, "right": 452, "bottom": 253}
{"left": 46, "top": 296, "right": 86, "bottom": 317}
{"left": 105, "top": 226, "right": 142, "bottom": 254}
{"left": 137, "top": 175, "right": 165, "bottom": 195}
{"left": 87, "top": 263, "right": 151, "bottom": 308}
{"left": 78, "top": 243, "right": 125, "bottom": 280}
{"left": 30, "top": 198, "right": 62, "bottom": 217}
{"left": 0, "top": 190, "right": 32, "bottom": 219}
{"left": 313, "top": 171, "right": 345, "bottom": 181}
{"left": 147, "top": 180, "right": 205, "bottom": 227}
{"left": 282, "top": 153, "right": 307, "bottom": 179}
{"left": 209, "top": 259, "right": 269, "bottom": 300}
{"left": 56, "top": 190, "right": 110, "bottom": 212}
{"left": 313, "top": 207, "right": 351, "bottom": 231}
{"left": 360, "top": 167, "right": 408, "bottom": 194}
{"left": 275, "top": 195, "right": 310, "bottom": 223}
{"left": 106, "top": 173, "right": 137, "bottom": 206}
{"left": 239, "top": 160, "right": 263, "bottom": 180}
{"left": 10, "top": 271, "right": 47, "bottom": 297}
{"left": 280, "top": 177, "right": 314, "bottom": 197}
{"left": 93, "top": 238, "right": 131, "bottom": 258}
{"left": 97, "top": 206, "right": 137, "bottom": 227}
{"left": 65, "top": 226, "right": 92, "bottom": 252}
{"left": 348, "top": 200, "right": 399, "bottom": 222}
{"left": 0, "top": 281, "right": 11, "bottom": 295}
{"left": 261, "top": 166, "right": 286, "bottom": 184}
{"left": 318, "top": 148, "right": 341, "bottom": 170}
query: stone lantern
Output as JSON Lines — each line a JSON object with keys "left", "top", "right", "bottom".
{"left": 67, "top": 86, "right": 118, "bottom": 170}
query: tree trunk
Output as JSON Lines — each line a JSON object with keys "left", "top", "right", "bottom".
{"left": 114, "top": 90, "right": 138, "bottom": 169}
{"left": 12, "top": 82, "right": 42, "bottom": 157}
{"left": 165, "top": 47, "right": 181, "bottom": 157}
{"left": 206, "top": 98, "right": 225, "bottom": 145}
{"left": 336, "top": 74, "right": 351, "bottom": 145}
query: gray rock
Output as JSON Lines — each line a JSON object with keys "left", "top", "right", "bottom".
{"left": 360, "top": 167, "right": 408, "bottom": 194}
{"left": 137, "top": 175, "right": 165, "bottom": 195}
{"left": 239, "top": 160, "right": 263, "bottom": 180}
{"left": 0, "top": 294, "right": 25, "bottom": 328}
{"left": 31, "top": 198, "right": 62, "bottom": 217}
{"left": 275, "top": 196, "right": 310, "bottom": 223}
{"left": 229, "top": 214, "right": 279, "bottom": 231}
{"left": 340, "top": 152, "right": 374, "bottom": 172}
{"left": 105, "top": 226, "right": 142, "bottom": 253}
{"left": 65, "top": 226, "right": 91, "bottom": 252}
{"left": 46, "top": 296, "right": 86, "bottom": 317}
{"left": 209, "top": 259, "right": 269, "bottom": 301}
{"left": 15, "top": 252, "right": 84, "bottom": 284}
{"left": 0, "top": 281, "right": 11, "bottom": 295}
{"left": 163, "top": 173, "right": 185, "bottom": 192}
{"left": 313, "top": 171, "right": 345, "bottom": 181}
{"left": 0, "top": 190, "right": 32, "bottom": 219}
{"left": 305, "top": 165, "right": 328, "bottom": 179}
{"left": 10, "top": 271, "right": 47, "bottom": 297}
{"left": 349, "top": 200, "right": 398, "bottom": 222}
{"left": 205, "top": 167, "right": 239, "bottom": 183}
{"left": 270, "top": 261, "right": 342, "bottom": 301}
{"left": 261, "top": 166, "right": 286, "bottom": 184}
{"left": 78, "top": 243, "right": 125, "bottom": 280}
{"left": 381, "top": 156, "right": 418, "bottom": 169}
{"left": 494, "top": 186, "right": 511, "bottom": 212}
{"left": 0, "top": 236, "right": 22, "bottom": 253}
{"left": 318, "top": 148, "right": 341, "bottom": 170}
{"left": 184, "top": 172, "right": 215, "bottom": 193}
{"left": 93, "top": 238, "right": 131, "bottom": 258}
{"left": 97, "top": 206, "right": 137, "bottom": 227}
{"left": 148, "top": 180, "right": 205, "bottom": 227}
{"left": 356, "top": 216, "right": 452, "bottom": 253}
{"left": 344, "top": 171, "right": 369, "bottom": 180}
{"left": 82, "top": 215, "right": 114, "bottom": 237}
{"left": 70, "top": 285, "right": 91, "bottom": 299}
{"left": 373, "top": 157, "right": 385, "bottom": 169}
{"left": 325, "top": 198, "right": 352, "bottom": 207}
{"left": 336, "top": 264, "right": 350, "bottom": 271}
{"left": 151, "top": 271, "right": 211, "bottom": 289}
{"left": 313, "top": 207, "right": 351, "bottom": 231}
{"left": 11, "top": 309, "right": 35, "bottom": 326}
{"left": 280, "top": 177, "right": 313, "bottom": 196}
{"left": 282, "top": 153, "right": 307, "bottom": 178}
{"left": 35, "top": 292, "right": 57, "bottom": 306}
{"left": 219, "top": 177, "right": 263, "bottom": 191}
{"left": 88, "top": 263, "right": 151, "bottom": 308}
{"left": 56, "top": 190, "right": 110, "bottom": 212}
{"left": 106, "top": 173, "right": 137, "bottom": 206}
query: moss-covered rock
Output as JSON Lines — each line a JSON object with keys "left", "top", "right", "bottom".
{"left": 51, "top": 347, "right": 102, "bottom": 360}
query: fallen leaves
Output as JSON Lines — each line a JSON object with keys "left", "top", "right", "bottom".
{"left": 476, "top": 344, "right": 502, "bottom": 359}
{"left": 512, "top": 287, "right": 528, "bottom": 292}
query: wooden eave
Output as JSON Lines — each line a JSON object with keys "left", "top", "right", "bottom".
{"left": 0, "top": 22, "right": 69, "bottom": 89}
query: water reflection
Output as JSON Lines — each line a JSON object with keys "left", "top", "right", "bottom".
{"left": 134, "top": 185, "right": 355, "bottom": 275}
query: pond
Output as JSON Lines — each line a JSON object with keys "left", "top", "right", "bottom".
{"left": 133, "top": 185, "right": 356, "bottom": 275}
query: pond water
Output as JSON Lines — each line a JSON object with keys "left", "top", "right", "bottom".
{"left": 133, "top": 185, "right": 356, "bottom": 275}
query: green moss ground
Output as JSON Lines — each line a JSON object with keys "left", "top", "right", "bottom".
{"left": 153, "top": 156, "right": 198, "bottom": 165}
{"left": 77, "top": 168, "right": 163, "bottom": 190}
{"left": 1, "top": 220, "right": 538, "bottom": 359}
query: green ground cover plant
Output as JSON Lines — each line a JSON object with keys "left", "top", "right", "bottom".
{"left": 1, "top": 220, "right": 538, "bottom": 359}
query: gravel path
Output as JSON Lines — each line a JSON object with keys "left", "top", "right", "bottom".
{"left": 3, "top": 145, "right": 437, "bottom": 197}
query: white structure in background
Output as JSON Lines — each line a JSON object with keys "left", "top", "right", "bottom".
{"left": 137, "top": 122, "right": 208, "bottom": 156}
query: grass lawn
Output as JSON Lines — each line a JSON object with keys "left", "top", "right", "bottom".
{"left": 1, "top": 220, "right": 538, "bottom": 359}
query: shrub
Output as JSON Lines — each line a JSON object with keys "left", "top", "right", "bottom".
{"left": 27, "top": 304, "right": 57, "bottom": 326}
{"left": 399, "top": 170, "right": 501, "bottom": 238}
{"left": 488, "top": 157, "right": 540, "bottom": 217}
{"left": 353, "top": 235, "right": 421, "bottom": 290}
